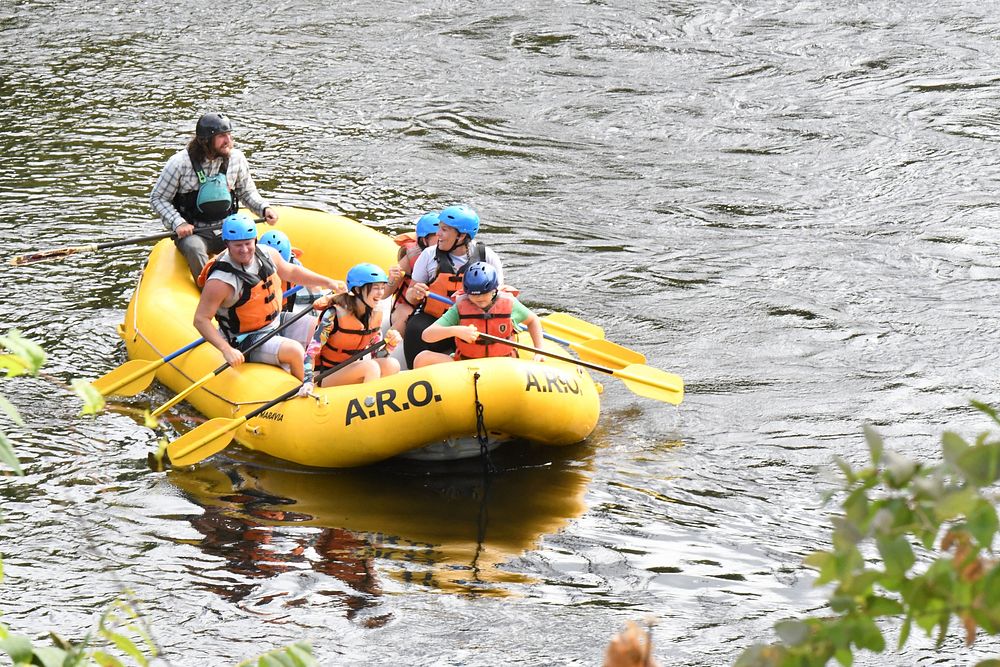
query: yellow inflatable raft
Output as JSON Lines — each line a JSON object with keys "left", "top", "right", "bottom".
{"left": 117, "top": 206, "right": 601, "bottom": 467}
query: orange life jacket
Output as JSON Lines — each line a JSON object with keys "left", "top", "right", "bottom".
{"left": 421, "top": 244, "right": 488, "bottom": 318}
{"left": 453, "top": 293, "right": 517, "bottom": 360}
{"left": 392, "top": 233, "right": 424, "bottom": 307}
{"left": 197, "top": 246, "right": 282, "bottom": 342}
{"left": 317, "top": 304, "right": 383, "bottom": 368}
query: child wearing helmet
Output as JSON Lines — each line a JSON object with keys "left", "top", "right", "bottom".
{"left": 310, "top": 263, "right": 403, "bottom": 387}
{"left": 258, "top": 229, "right": 324, "bottom": 349}
{"left": 402, "top": 205, "right": 505, "bottom": 368}
{"left": 193, "top": 213, "right": 345, "bottom": 380}
{"left": 413, "top": 262, "right": 545, "bottom": 368}
{"left": 387, "top": 211, "right": 440, "bottom": 336}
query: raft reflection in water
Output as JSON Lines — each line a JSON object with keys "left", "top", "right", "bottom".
{"left": 168, "top": 443, "right": 594, "bottom": 620}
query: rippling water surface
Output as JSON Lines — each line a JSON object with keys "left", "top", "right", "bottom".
{"left": 3, "top": 1, "right": 1000, "bottom": 664}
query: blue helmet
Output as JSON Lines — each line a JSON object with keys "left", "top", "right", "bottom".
{"left": 462, "top": 262, "right": 498, "bottom": 295}
{"left": 416, "top": 211, "right": 440, "bottom": 240}
{"left": 346, "top": 263, "right": 388, "bottom": 292}
{"left": 438, "top": 205, "right": 479, "bottom": 239}
{"left": 221, "top": 213, "right": 257, "bottom": 241}
{"left": 258, "top": 230, "right": 292, "bottom": 262}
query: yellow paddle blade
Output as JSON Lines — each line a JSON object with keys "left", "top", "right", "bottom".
{"left": 541, "top": 313, "right": 605, "bottom": 344}
{"left": 150, "top": 370, "right": 215, "bottom": 418}
{"left": 613, "top": 364, "right": 685, "bottom": 405}
{"left": 167, "top": 416, "right": 246, "bottom": 467}
{"left": 91, "top": 359, "right": 161, "bottom": 397}
{"left": 570, "top": 339, "right": 646, "bottom": 370}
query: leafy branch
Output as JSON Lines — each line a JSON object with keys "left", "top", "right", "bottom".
{"left": 737, "top": 402, "right": 1000, "bottom": 667}
{"left": 0, "top": 331, "right": 317, "bottom": 666}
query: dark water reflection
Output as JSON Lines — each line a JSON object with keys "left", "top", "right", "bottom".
{"left": 4, "top": 0, "right": 1000, "bottom": 664}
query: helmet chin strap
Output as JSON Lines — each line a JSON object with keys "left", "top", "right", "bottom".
{"left": 440, "top": 234, "right": 468, "bottom": 254}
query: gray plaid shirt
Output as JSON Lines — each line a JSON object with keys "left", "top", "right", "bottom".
{"left": 149, "top": 147, "right": 269, "bottom": 231}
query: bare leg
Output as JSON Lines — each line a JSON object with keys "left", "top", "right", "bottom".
{"left": 413, "top": 350, "right": 454, "bottom": 368}
{"left": 276, "top": 339, "right": 306, "bottom": 380}
{"left": 375, "top": 356, "right": 400, "bottom": 377}
{"left": 319, "top": 359, "right": 382, "bottom": 387}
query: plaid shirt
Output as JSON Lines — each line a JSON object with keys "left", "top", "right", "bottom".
{"left": 149, "top": 147, "right": 269, "bottom": 231}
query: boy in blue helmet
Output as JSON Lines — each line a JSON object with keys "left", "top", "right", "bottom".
{"left": 194, "top": 214, "right": 345, "bottom": 380}
{"left": 402, "top": 205, "right": 504, "bottom": 368}
{"left": 150, "top": 112, "right": 280, "bottom": 280}
{"left": 414, "top": 262, "right": 544, "bottom": 368}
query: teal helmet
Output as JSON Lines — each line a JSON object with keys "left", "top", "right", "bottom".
{"left": 438, "top": 205, "right": 479, "bottom": 239}
{"left": 258, "top": 230, "right": 292, "bottom": 262}
{"left": 346, "top": 263, "right": 388, "bottom": 292}
{"left": 416, "top": 211, "right": 440, "bottom": 240}
{"left": 221, "top": 213, "right": 257, "bottom": 241}
{"left": 462, "top": 262, "right": 498, "bottom": 295}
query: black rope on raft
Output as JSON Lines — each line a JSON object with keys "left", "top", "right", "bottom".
{"left": 472, "top": 372, "right": 497, "bottom": 474}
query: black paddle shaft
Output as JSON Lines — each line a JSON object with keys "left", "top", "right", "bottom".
{"left": 208, "top": 294, "right": 322, "bottom": 376}
{"left": 241, "top": 340, "right": 388, "bottom": 421}
{"left": 476, "top": 332, "right": 613, "bottom": 375}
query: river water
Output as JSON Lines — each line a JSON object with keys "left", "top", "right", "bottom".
{"left": 2, "top": 1, "right": 1000, "bottom": 665}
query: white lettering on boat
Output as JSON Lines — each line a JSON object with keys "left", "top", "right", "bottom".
{"left": 345, "top": 380, "right": 443, "bottom": 426}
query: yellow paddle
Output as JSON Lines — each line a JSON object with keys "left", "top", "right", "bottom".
{"left": 92, "top": 287, "right": 303, "bottom": 398}
{"left": 476, "top": 333, "right": 684, "bottom": 405}
{"left": 540, "top": 312, "right": 606, "bottom": 344}
{"left": 167, "top": 340, "right": 387, "bottom": 467}
{"left": 149, "top": 296, "right": 320, "bottom": 419}
{"left": 424, "top": 293, "right": 644, "bottom": 370}
{"left": 93, "top": 337, "right": 207, "bottom": 398}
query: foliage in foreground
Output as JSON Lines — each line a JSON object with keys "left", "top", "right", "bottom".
{"left": 0, "top": 331, "right": 317, "bottom": 666}
{"left": 737, "top": 402, "right": 1000, "bottom": 667}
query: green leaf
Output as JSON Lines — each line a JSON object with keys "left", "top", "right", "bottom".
{"left": 969, "top": 499, "right": 999, "bottom": 549}
{"left": 834, "top": 646, "right": 854, "bottom": 667}
{"left": 972, "top": 400, "right": 1000, "bottom": 426}
{"left": 851, "top": 615, "right": 885, "bottom": 652}
{"left": 0, "top": 429, "right": 23, "bottom": 475}
{"left": 864, "top": 425, "right": 884, "bottom": 464}
{"left": 0, "top": 633, "right": 34, "bottom": 663}
{"left": 936, "top": 488, "right": 979, "bottom": 521}
{"left": 898, "top": 613, "right": 912, "bottom": 649}
{"left": 942, "top": 431, "right": 969, "bottom": 468}
{"left": 975, "top": 659, "right": 1000, "bottom": 667}
{"left": 0, "top": 394, "right": 24, "bottom": 426}
{"left": 0, "top": 354, "right": 31, "bottom": 378}
{"left": 70, "top": 379, "right": 105, "bottom": 416}
{"left": 834, "top": 456, "right": 857, "bottom": 484}
{"left": 237, "top": 643, "right": 315, "bottom": 667}
{"left": 30, "top": 645, "right": 70, "bottom": 667}
{"left": 866, "top": 595, "right": 904, "bottom": 617}
{"left": 983, "top": 565, "right": 1000, "bottom": 607}
{"left": 92, "top": 650, "right": 126, "bottom": 667}
{"left": 957, "top": 444, "right": 1000, "bottom": 487}
{"left": 0, "top": 331, "right": 45, "bottom": 376}
{"left": 102, "top": 629, "right": 147, "bottom": 666}
{"left": 775, "top": 620, "right": 810, "bottom": 646}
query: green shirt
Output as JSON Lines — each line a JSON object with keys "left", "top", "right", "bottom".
{"left": 435, "top": 296, "right": 533, "bottom": 327}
